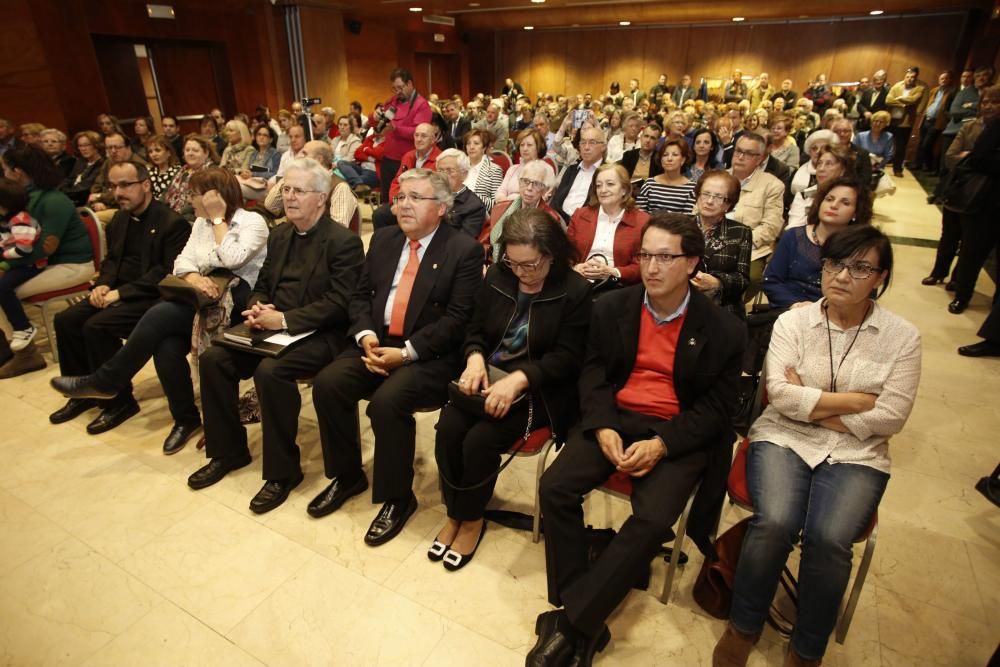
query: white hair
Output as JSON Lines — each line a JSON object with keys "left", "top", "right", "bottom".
{"left": 520, "top": 160, "right": 556, "bottom": 191}
{"left": 437, "top": 148, "right": 470, "bottom": 173}
{"left": 40, "top": 128, "right": 67, "bottom": 142}
{"left": 804, "top": 129, "right": 839, "bottom": 154}
{"left": 285, "top": 157, "right": 332, "bottom": 194}
{"left": 398, "top": 168, "right": 454, "bottom": 209}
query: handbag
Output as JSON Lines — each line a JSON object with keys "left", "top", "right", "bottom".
{"left": 941, "top": 156, "right": 993, "bottom": 215}
{"left": 692, "top": 517, "right": 750, "bottom": 619}
{"left": 158, "top": 270, "right": 235, "bottom": 311}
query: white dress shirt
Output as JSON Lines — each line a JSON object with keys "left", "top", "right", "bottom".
{"left": 562, "top": 159, "right": 602, "bottom": 216}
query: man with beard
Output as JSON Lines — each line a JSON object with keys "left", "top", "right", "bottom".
{"left": 378, "top": 67, "right": 432, "bottom": 200}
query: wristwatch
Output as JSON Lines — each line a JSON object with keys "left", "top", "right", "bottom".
{"left": 280, "top": 314, "right": 288, "bottom": 330}
{"left": 400, "top": 347, "right": 411, "bottom": 365}
{"left": 211, "top": 217, "right": 226, "bottom": 226}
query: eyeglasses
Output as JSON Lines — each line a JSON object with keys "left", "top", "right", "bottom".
{"left": 519, "top": 177, "right": 546, "bottom": 190}
{"left": 501, "top": 254, "right": 548, "bottom": 272}
{"left": 392, "top": 193, "right": 438, "bottom": 205}
{"left": 699, "top": 192, "right": 729, "bottom": 203}
{"left": 733, "top": 149, "right": 762, "bottom": 159}
{"left": 109, "top": 180, "right": 144, "bottom": 190}
{"left": 280, "top": 185, "right": 321, "bottom": 197}
{"left": 635, "top": 252, "right": 689, "bottom": 265}
{"left": 821, "top": 258, "right": 883, "bottom": 280}
{"left": 579, "top": 139, "right": 605, "bottom": 146}
{"left": 437, "top": 167, "right": 462, "bottom": 176}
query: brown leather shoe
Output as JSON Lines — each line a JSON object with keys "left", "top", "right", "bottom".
{"left": 712, "top": 625, "right": 760, "bottom": 667}
{"left": 784, "top": 648, "right": 822, "bottom": 667}
{"left": 0, "top": 343, "right": 46, "bottom": 379}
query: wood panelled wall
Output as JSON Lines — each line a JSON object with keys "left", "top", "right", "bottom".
{"left": 487, "top": 14, "right": 969, "bottom": 99}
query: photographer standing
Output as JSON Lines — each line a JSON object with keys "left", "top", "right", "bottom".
{"left": 377, "top": 67, "right": 432, "bottom": 200}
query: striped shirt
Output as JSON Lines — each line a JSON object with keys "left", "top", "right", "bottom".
{"left": 636, "top": 179, "right": 697, "bottom": 215}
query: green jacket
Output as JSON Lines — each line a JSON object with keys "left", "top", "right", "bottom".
{"left": 26, "top": 187, "right": 92, "bottom": 266}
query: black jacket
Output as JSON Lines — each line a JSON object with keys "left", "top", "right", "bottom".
{"left": 349, "top": 222, "right": 483, "bottom": 362}
{"left": 464, "top": 265, "right": 592, "bottom": 438}
{"left": 96, "top": 199, "right": 189, "bottom": 302}
{"left": 250, "top": 215, "right": 365, "bottom": 351}
{"left": 579, "top": 285, "right": 747, "bottom": 552}
{"left": 857, "top": 86, "right": 889, "bottom": 131}
{"left": 619, "top": 147, "right": 663, "bottom": 181}
{"left": 550, "top": 162, "right": 597, "bottom": 223}
{"left": 446, "top": 187, "right": 487, "bottom": 238}
{"left": 447, "top": 117, "right": 473, "bottom": 150}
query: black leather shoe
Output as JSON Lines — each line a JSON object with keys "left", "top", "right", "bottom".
{"left": 50, "top": 375, "right": 117, "bottom": 400}
{"left": 945, "top": 281, "right": 956, "bottom": 292}
{"left": 86, "top": 400, "right": 140, "bottom": 435}
{"left": 364, "top": 494, "right": 417, "bottom": 546}
{"left": 442, "top": 521, "right": 487, "bottom": 572}
{"left": 49, "top": 398, "right": 99, "bottom": 424}
{"left": 187, "top": 457, "right": 252, "bottom": 490}
{"left": 958, "top": 340, "right": 1000, "bottom": 358}
{"left": 948, "top": 298, "right": 968, "bottom": 314}
{"left": 567, "top": 625, "right": 611, "bottom": 667}
{"left": 307, "top": 474, "right": 368, "bottom": 518}
{"left": 921, "top": 276, "right": 943, "bottom": 286}
{"left": 249, "top": 474, "right": 304, "bottom": 514}
{"left": 927, "top": 195, "right": 938, "bottom": 204}
{"left": 163, "top": 421, "right": 202, "bottom": 455}
{"left": 526, "top": 610, "right": 579, "bottom": 667}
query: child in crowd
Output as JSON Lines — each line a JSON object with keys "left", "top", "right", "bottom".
{"left": 0, "top": 178, "right": 46, "bottom": 350}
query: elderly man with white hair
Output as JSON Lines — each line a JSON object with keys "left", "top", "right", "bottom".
{"left": 435, "top": 148, "right": 487, "bottom": 238}
{"left": 187, "top": 157, "right": 366, "bottom": 508}
{"left": 38, "top": 128, "right": 75, "bottom": 178}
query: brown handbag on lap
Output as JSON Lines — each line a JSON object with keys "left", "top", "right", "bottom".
{"left": 693, "top": 517, "right": 751, "bottom": 619}
{"left": 157, "top": 270, "right": 235, "bottom": 310}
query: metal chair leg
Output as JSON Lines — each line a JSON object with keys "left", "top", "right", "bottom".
{"left": 660, "top": 483, "right": 699, "bottom": 604}
{"left": 532, "top": 439, "right": 555, "bottom": 543}
{"left": 835, "top": 522, "right": 879, "bottom": 644}
{"left": 40, "top": 300, "right": 58, "bottom": 363}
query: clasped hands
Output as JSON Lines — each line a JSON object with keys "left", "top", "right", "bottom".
{"left": 360, "top": 334, "right": 405, "bottom": 377}
{"left": 596, "top": 427, "right": 666, "bottom": 478}
{"left": 242, "top": 302, "right": 284, "bottom": 330}
{"left": 456, "top": 354, "right": 528, "bottom": 419}
{"left": 574, "top": 258, "right": 616, "bottom": 281}
{"left": 88, "top": 284, "right": 120, "bottom": 308}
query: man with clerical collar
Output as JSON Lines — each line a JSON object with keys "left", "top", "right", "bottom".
{"left": 527, "top": 214, "right": 746, "bottom": 666}
{"left": 49, "top": 160, "right": 189, "bottom": 434}
{"left": 308, "top": 168, "right": 482, "bottom": 546}
{"left": 187, "top": 158, "right": 366, "bottom": 511}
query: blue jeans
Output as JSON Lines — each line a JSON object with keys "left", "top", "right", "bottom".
{"left": 729, "top": 441, "right": 888, "bottom": 660}
{"left": 336, "top": 161, "right": 379, "bottom": 188}
{"left": 0, "top": 264, "right": 43, "bottom": 330}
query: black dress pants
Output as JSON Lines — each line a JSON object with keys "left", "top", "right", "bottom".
{"left": 929, "top": 208, "right": 962, "bottom": 281}
{"left": 916, "top": 119, "right": 941, "bottom": 171}
{"left": 434, "top": 398, "right": 548, "bottom": 521}
{"left": 539, "top": 416, "right": 707, "bottom": 637}
{"left": 199, "top": 334, "right": 340, "bottom": 480}
{"left": 372, "top": 203, "right": 398, "bottom": 230}
{"left": 311, "top": 346, "right": 455, "bottom": 503}
{"left": 54, "top": 298, "right": 153, "bottom": 407}
{"left": 953, "top": 209, "right": 1000, "bottom": 304}
{"left": 890, "top": 124, "right": 912, "bottom": 173}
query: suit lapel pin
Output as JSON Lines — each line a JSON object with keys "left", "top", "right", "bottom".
{"left": 688, "top": 337, "right": 696, "bottom": 346}
{"left": 432, "top": 263, "right": 438, "bottom": 269}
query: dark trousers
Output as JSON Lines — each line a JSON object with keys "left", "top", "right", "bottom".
{"left": 434, "top": 398, "right": 548, "bottom": 521}
{"left": 916, "top": 119, "right": 941, "bottom": 171}
{"left": 54, "top": 298, "right": 153, "bottom": 406}
{"left": 199, "top": 334, "right": 341, "bottom": 480}
{"left": 953, "top": 210, "right": 1000, "bottom": 304}
{"left": 311, "top": 346, "right": 455, "bottom": 503}
{"left": 540, "top": 418, "right": 707, "bottom": 636}
{"left": 0, "top": 265, "right": 43, "bottom": 331}
{"left": 890, "top": 125, "right": 912, "bottom": 173}
{"left": 93, "top": 300, "right": 199, "bottom": 425}
{"left": 978, "top": 292, "right": 1000, "bottom": 343}
{"left": 929, "top": 208, "right": 962, "bottom": 280}
{"left": 937, "top": 134, "right": 957, "bottom": 177}
{"left": 380, "top": 157, "right": 402, "bottom": 201}
{"left": 372, "top": 203, "right": 398, "bottom": 231}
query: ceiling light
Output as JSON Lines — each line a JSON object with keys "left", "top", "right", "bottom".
{"left": 619, "top": 21, "right": 631, "bottom": 26}
{"left": 524, "top": 25, "right": 534, "bottom": 30}
{"left": 409, "top": 7, "right": 422, "bottom": 11}
{"left": 469, "top": 2, "right": 480, "bottom": 5}
{"left": 869, "top": 9, "right": 884, "bottom": 14}
{"left": 732, "top": 16, "right": 745, "bottom": 22}
{"left": 531, "top": 0, "right": 546, "bottom": 3}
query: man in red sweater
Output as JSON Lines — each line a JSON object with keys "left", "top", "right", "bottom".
{"left": 528, "top": 214, "right": 747, "bottom": 666}
{"left": 377, "top": 67, "right": 432, "bottom": 201}
{"left": 372, "top": 123, "right": 441, "bottom": 230}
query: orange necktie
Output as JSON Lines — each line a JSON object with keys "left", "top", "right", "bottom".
{"left": 388, "top": 239, "right": 420, "bottom": 337}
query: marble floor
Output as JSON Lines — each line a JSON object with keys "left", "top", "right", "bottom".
{"left": 1, "top": 171, "right": 998, "bottom": 666}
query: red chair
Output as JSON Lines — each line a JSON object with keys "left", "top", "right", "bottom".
{"left": 508, "top": 427, "right": 558, "bottom": 543}
{"left": 727, "top": 436, "right": 879, "bottom": 643}
{"left": 348, "top": 206, "right": 361, "bottom": 234}
{"left": 490, "top": 151, "right": 512, "bottom": 177}
{"left": 596, "top": 470, "right": 700, "bottom": 605}
{"left": 22, "top": 208, "right": 105, "bottom": 362}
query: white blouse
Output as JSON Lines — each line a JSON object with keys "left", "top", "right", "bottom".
{"left": 589, "top": 207, "right": 624, "bottom": 265}
{"left": 173, "top": 208, "right": 269, "bottom": 289}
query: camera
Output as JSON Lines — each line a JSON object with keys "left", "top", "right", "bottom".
{"left": 375, "top": 105, "right": 397, "bottom": 133}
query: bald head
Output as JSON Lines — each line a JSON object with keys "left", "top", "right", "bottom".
{"left": 303, "top": 140, "right": 333, "bottom": 168}
{"left": 413, "top": 122, "right": 437, "bottom": 153}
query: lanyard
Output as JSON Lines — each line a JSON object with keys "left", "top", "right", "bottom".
{"left": 823, "top": 299, "right": 871, "bottom": 392}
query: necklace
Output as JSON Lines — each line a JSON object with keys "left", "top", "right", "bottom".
{"left": 823, "top": 298, "right": 871, "bottom": 392}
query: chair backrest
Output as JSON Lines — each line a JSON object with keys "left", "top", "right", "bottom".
{"left": 490, "top": 151, "right": 512, "bottom": 176}
{"left": 349, "top": 206, "right": 361, "bottom": 234}
{"left": 77, "top": 207, "right": 106, "bottom": 273}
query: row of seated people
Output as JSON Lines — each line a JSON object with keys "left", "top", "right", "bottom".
{"left": 37, "top": 159, "right": 919, "bottom": 665}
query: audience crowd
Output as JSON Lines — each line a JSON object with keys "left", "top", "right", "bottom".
{"left": 4, "top": 58, "right": 1000, "bottom": 666}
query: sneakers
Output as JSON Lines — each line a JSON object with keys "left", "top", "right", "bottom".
{"left": 10, "top": 327, "right": 36, "bottom": 352}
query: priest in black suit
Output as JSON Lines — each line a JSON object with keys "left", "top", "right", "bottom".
{"left": 527, "top": 214, "right": 747, "bottom": 666}
{"left": 187, "top": 158, "right": 365, "bottom": 514}
{"left": 309, "top": 168, "right": 483, "bottom": 546}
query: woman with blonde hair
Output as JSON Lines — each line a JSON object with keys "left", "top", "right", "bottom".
{"left": 219, "top": 120, "right": 254, "bottom": 175}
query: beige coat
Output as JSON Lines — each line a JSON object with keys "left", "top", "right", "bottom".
{"left": 886, "top": 80, "right": 929, "bottom": 128}
{"left": 727, "top": 168, "right": 786, "bottom": 260}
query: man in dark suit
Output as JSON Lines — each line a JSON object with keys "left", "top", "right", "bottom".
{"left": 550, "top": 125, "right": 606, "bottom": 223}
{"left": 857, "top": 69, "right": 890, "bottom": 132}
{"left": 436, "top": 149, "right": 487, "bottom": 238}
{"left": 671, "top": 74, "right": 696, "bottom": 108}
{"left": 619, "top": 123, "right": 663, "bottom": 182}
{"left": 187, "top": 158, "right": 365, "bottom": 512}
{"left": 309, "top": 168, "right": 482, "bottom": 546}
{"left": 444, "top": 100, "right": 471, "bottom": 151}
{"left": 527, "top": 214, "right": 746, "bottom": 666}
{"left": 49, "top": 160, "right": 189, "bottom": 434}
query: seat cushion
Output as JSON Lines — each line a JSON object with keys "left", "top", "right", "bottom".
{"left": 727, "top": 438, "right": 752, "bottom": 507}
{"left": 513, "top": 427, "right": 553, "bottom": 455}
{"left": 25, "top": 283, "right": 90, "bottom": 303}
{"left": 601, "top": 470, "right": 633, "bottom": 496}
